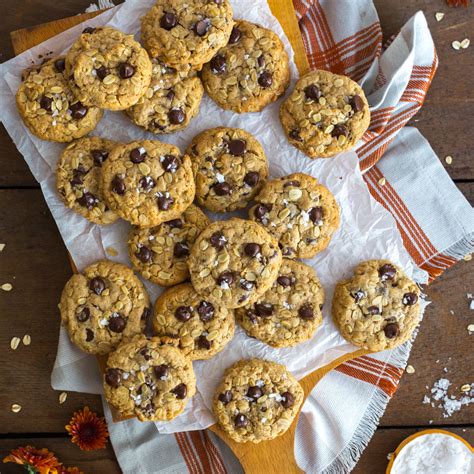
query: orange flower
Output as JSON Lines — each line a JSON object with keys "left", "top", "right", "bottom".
{"left": 55, "top": 465, "right": 84, "bottom": 474}
{"left": 66, "top": 406, "right": 109, "bottom": 451}
{"left": 446, "top": 0, "right": 469, "bottom": 6}
{"left": 3, "top": 445, "right": 60, "bottom": 474}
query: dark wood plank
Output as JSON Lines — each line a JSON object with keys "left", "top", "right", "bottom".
{"left": 354, "top": 427, "right": 474, "bottom": 473}
{"left": 1, "top": 438, "right": 120, "bottom": 474}
{"left": 0, "top": 189, "right": 103, "bottom": 434}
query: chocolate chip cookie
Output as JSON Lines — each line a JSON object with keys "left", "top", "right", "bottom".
{"left": 101, "top": 140, "right": 195, "bottom": 228}
{"left": 56, "top": 137, "right": 119, "bottom": 225}
{"left": 16, "top": 57, "right": 103, "bottom": 142}
{"left": 126, "top": 57, "right": 204, "bottom": 134}
{"left": 248, "top": 173, "right": 340, "bottom": 259}
{"left": 188, "top": 218, "right": 282, "bottom": 309}
{"left": 213, "top": 359, "right": 303, "bottom": 443}
{"left": 235, "top": 259, "right": 324, "bottom": 347}
{"left": 59, "top": 260, "right": 150, "bottom": 355}
{"left": 280, "top": 70, "right": 370, "bottom": 158}
{"left": 332, "top": 260, "right": 421, "bottom": 352}
{"left": 128, "top": 204, "right": 210, "bottom": 286}
{"left": 104, "top": 335, "right": 196, "bottom": 421}
{"left": 153, "top": 283, "right": 234, "bottom": 360}
{"left": 65, "top": 27, "right": 152, "bottom": 110}
{"left": 186, "top": 127, "right": 268, "bottom": 212}
{"left": 201, "top": 20, "right": 290, "bottom": 113}
{"left": 141, "top": 0, "right": 234, "bottom": 69}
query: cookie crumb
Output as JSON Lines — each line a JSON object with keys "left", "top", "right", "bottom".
{"left": 406, "top": 364, "right": 415, "bottom": 374}
{"left": 106, "top": 246, "right": 118, "bottom": 257}
{"left": 387, "top": 452, "right": 394, "bottom": 460}
{"left": 22, "top": 334, "right": 31, "bottom": 346}
{"left": 435, "top": 12, "right": 445, "bottom": 21}
{"left": 378, "top": 177, "right": 386, "bottom": 186}
{"left": 445, "top": 155, "right": 453, "bottom": 164}
{"left": 11, "top": 403, "right": 22, "bottom": 413}
{"left": 0, "top": 243, "right": 5, "bottom": 252}
{"left": 59, "top": 392, "right": 68, "bottom": 404}
{"left": 1, "top": 283, "right": 13, "bottom": 291}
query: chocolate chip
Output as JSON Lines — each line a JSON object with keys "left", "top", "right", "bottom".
{"left": 166, "top": 219, "right": 183, "bottom": 229}
{"left": 384, "top": 323, "right": 399, "bottom": 339}
{"left": 109, "top": 315, "right": 126, "bottom": 333}
{"left": 130, "top": 147, "right": 146, "bottom": 163}
{"left": 77, "top": 192, "right": 97, "bottom": 210}
{"left": 281, "top": 246, "right": 295, "bottom": 257}
{"left": 246, "top": 310, "right": 257, "bottom": 324}
{"left": 54, "top": 58, "right": 65, "bottom": 73}
{"left": 210, "top": 232, "right": 226, "bottom": 250}
{"left": 258, "top": 71, "right": 273, "bottom": 88}
{"left": 244, "top": 243, "right": 260, "bottom": 257}
{"left": 281, "top": 391, "right": 294, "bottom": 408}
{"left": 197, "top": 335, "right": 211, "bottom": 350}
{"left": 77, "top": 307, "right": 90, "bottom": 322}
{"left": 160, "top": 12, "right": 178, "bottom": 30}
{"left": 91, "top": 149, "right": 108, "bottom": 166}
{"left": 197, "top": 301, "right": 214, "bottom": 321}
{"left": 309, "top": 207, "right": 324, "bottom": 223}
{"left": 140, "top": 348, "right": 152, "bottom": 361}
{"left": 85, "top": 328, "right": 94, "bottom": 342}
{"left": 89, "top": 277, "right": 106, "bottom": 295}
{"left": 304, "top": 84, "right": 321, "bottom": 100}
{"left": 172, "top": 383, "right": 187, "bottom": 399}
{"left": 240, "top": 279, "right": 254, "bottom": 291}
{"left": 218, "top": 390, "right": 233, "bottom": 404}
{"left": 175, "top": 306, "right": 192, "bottom": 322}
{"left": 82, "top": 27, "right": 95, "bottom": 34}
{"left": 162, "top": 155, "right": 180, "bottom": 172}
{"left": 136, "top": 246, "right": 152, "bottom": 263}
{"left": 214, "top": 0, "right": 224, "bottom": 3}
{"left": 277, "top": 276, "right": 292, "bottom": 288}
{"left": 95, "top": 65, "right": 108, "bottom": 80}
{"left": 298, "top": 304, "right": 314, "bottom": 320}
{"left": 154, "top": 364, "right": 169, "bottom": 379}
{"left": 69, "top": 102, "right": 88, "bottom": 119}
{"left": 40, "top": 95, "right": 52, "bottom": 111}
{"left": 254, "top": 204, "right": 270, "bottom": 219}
{"left": 244, "top": 171, "right": 260, "bottom": 187}
{"left": 257, "top": 55, "right": 265, "bottom": 68}
{"left": 367, "top": 306, "right": 380, "bottom": 315}
{"left": 193, "top": 19, "right": 210, "bottom": 36}
{"left": 229, "top": 26, "right": 241, "bottom": 44}
{"left": 350, "top": 94, "right": 364, "bottom": 112}
{"left": 141, "top": 306, "right": 151, "bottom": 321}
{"left": 166, "top": 89, "right": 175, "bottom": 101}
{"left": 403, "top": 292, "right": 418, "bottom": 305}
{"left": 70, "top": 167, "right": 86, "bottom": 187}
{"left": 234, "top": 414, "right": 248, "bottom": 428}
{"left": 332, "top": 124, "right": 349, "bottom": 138}
{"left": 168, "top": 108, "right": 185, "bottom": 124}
{"left": 255, "top": 303, "right": 273, "bottom": 317}
{"left": 289, "top": 129, "right": 302, "bottom": 141}
{"left": 139, "top": 176, "right": 155, "bottom": 192}
{"left": 174, "top": 242, "right": 189, "bottom": 258}
{"left": 352, "top": 290, "right": 366, "bottom": 303}
{"left": 105, "top": 368, "right": 121, "bottom": 387}
{"left": 216, "top": 271, "right": 234, "bottom": 286}
{"left": 157, "top": 195, "right": 174, "bottom": 210}
{"left": 111, "top": 175, "right": 126, "bottom": 195}
{"left": 228, "top": 139, "right": 246, "bottom": 156}
{"left": 213, "top": 182, "right": 232, "bottom": 196}
{"left": 210, "top": 54, "right": 226, "bottom": 74}
{"left": 247, "top": 386, "right": 263, "bottom": 400}
{"left": 379, "top": 264, "right": 396, "bottom": 281}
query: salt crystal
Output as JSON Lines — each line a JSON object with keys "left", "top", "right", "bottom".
{"left": 215, "top": 173, "right": 225, "bottom": 183}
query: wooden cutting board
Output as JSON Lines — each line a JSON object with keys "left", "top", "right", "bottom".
{"left": 10, "top": 4, "right": 368, "bottom": 472}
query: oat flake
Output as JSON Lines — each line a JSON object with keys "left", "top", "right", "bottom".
{"left": 10, "top": 337, "right": 21, "bottom": 350}
{"left": 22, "top": 334, "right": 31, "bottom": 346}
{"left": 1, "top": 283, "right": 13, "bottom": 291}
{"left": 11, "top": 403, "right": 22, "bottom": 413}
{"left": 435, "top": 12, "right": 445, "bottom": 21}
{"left": 59, "top": 392, "right": 68, "bottom": 404}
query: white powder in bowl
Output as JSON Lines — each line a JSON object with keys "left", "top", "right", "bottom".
{"left": 391, "top": 433, "right": 473, "bottom": 474}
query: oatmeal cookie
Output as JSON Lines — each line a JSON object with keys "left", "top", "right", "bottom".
{"left": 280, "top": 69, "right": 370, "bottom": 158}
{"left": 56, "top": 137, "right": 119, "bottom": 225}
{"left": 213, "top": 359, "right": 304, "bottom": 443}
{"left": 141, "top": 0, "right": 234, "bottom": 68}
{"left": 101, "top": 140, "right": 195, "bottom": 228}
{"left": 332, "top": 260, "right": 421, "bottom": 352}
{"left": 128, "top": 204, "right": 210, "bottom": 286}
{"left": 104, "top": 335, "right": 196, "bottom": 421}
{"left": 236, "top": 259, "right": 324, "bottom": 347}
{"left": 188, "top": 218, "right": 282, "bottom": 308}
{"left": 59, "top": 260, "right": 150, "bottom": 355}
{"left": 65, "top": 27, "right": 152, "bottom": 110}
{"left": 201, "top": 20, "right": 290, "bottom": 113}
{"left": 16, "top": 57, "right": 102, "bottom": 142}
{"left": 248, "top": 173, "right": 340, "bottom": 259}
{"left": 153, "top": 283, "right": 234, "bottom": 360}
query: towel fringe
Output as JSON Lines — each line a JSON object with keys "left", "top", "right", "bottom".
{"left": 441, "top": 233, "right": 474, "bottom": 261}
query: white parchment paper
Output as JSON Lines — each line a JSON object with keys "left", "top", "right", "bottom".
{"left": 0, "top": 0, "right": 427, "bottom": 433}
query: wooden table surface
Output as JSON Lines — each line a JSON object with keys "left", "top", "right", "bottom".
{"left": 0, "top": 1, "right": 473, "bottom": 473}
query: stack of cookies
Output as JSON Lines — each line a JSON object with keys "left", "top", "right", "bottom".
{"left": 16, "top": 0, "right": 421, "bottom": 444}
